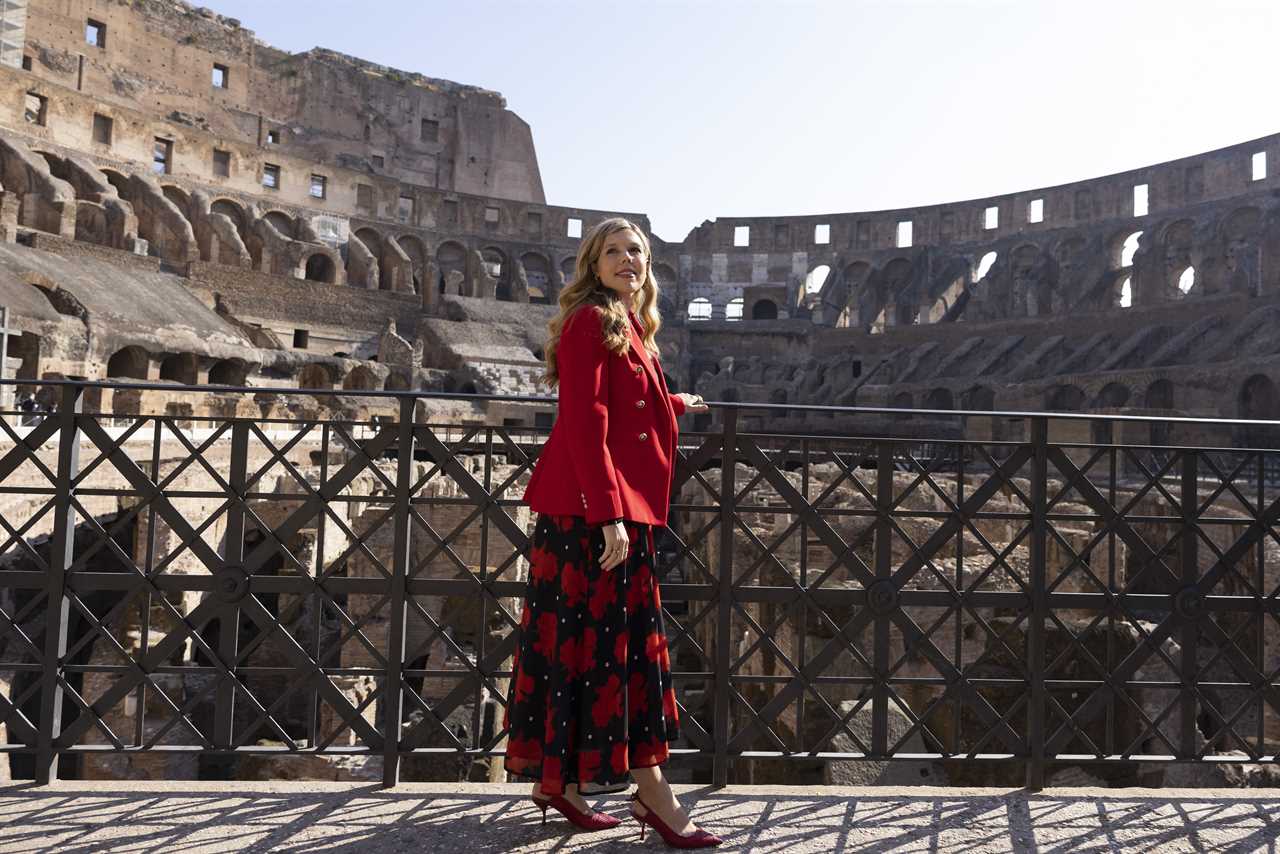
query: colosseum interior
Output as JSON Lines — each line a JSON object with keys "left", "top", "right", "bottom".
{"left": 2, "top": 0, "right": 1280, "bottom": 790}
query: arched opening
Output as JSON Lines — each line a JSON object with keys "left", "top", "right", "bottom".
{"left": 1045, "top": 385, "right": 1085, "bottom": 412}
{"left": 1177, "top": 266, "right": 1195, "bottom": 295}
{"left": 751, "top": 299, "right": 778, "bottom": 320}
{"left": 101, "top": 169, "right": 130, "bottom": 198}
{"left": 924, "top": 388, "right": 954, "bottom": 410}
{"left": 652, "top": 263, "right": 677, "bottom": 287}
{"left": 436, "top": 241, "right": 467, "bottom": 293}
{"left": 963, "top": 386, "right": 995, "bottom": 410}
{"left": 688, "top": 297, "right": 712, "bottom": 321}
{"left": 726, "top": 297, "right": 744, "bottom": 321}
{"left": 560, "top": 256, "right": 577, "bottom": 286}
{"left": 1119, "top": 231, "right": 1143, "bottom": 268}
{"left": 398, "top": 235, "right": 429, "bottom": 295}
{"left": 1094, "top": 383, "right": 1130, "bottom": 409}
{"left": 1118, "top": 277, "right": 1133, "bottom": 308}
{"left": 161, "top": 185, "right": 190, "bottom": 216}
{"left": 159, "top": 353, "right": 197, "bottom": 385}
{"left": 973, "top": 251, "right": 997, "bottom": 282}
{"left": 483, "top": 247, "right": 509, "bottom": 300}
{"left": 264, "top": 210, "right": 295, "bottom": 237}
{"left": 298, "top": 364, "right": 333, "bottom": 390}
{"left": 890, "top": 391, "right": 913, "bottom": 420}
{"left": 384, "top": 373, "right": 411, "bottom": 391}
{"left": 303, "top": 253, "right": 335, "bottom": 283}
{"left": 342, "top": 366, "right": 378, "bottom": 391}
{"left": 210, "top": 199, "right": 248, "bottom": 240}
{"left": 207, "top": 359, "right": 248, "bottom": 386}
{"left": 1144, "top": 379, "right": 1174, "bottom": 410}
{"left": 804, "top": 264, "right": 830, "bottom": 295}
{"left": 106, "top": 346, "right": 149, "bottom": 380}
{"left": 520, "top": 252, "right": 552, "bottom": 303}
{"left": 769, "top": 387, "right": 789, "bottom": 419}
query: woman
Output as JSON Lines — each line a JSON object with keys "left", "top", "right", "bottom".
{"left": 505, "top": 217, "right": 720, "bottom": 848}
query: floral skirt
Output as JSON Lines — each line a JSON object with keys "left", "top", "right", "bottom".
{"left": 503, "top": 513, "right": 680, "bottom": 795}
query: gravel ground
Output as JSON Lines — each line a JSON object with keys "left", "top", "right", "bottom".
{"left": 1, "top": 781, "right": 1278, "bottom": 853}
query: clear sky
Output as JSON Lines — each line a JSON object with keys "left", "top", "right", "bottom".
{"left": 207, "top": 0, "right": 1280, "bottom": 243}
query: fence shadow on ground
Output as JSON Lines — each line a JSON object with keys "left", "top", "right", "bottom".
{"left": 0, "top": 783, "right": 1277, "bottom": 852}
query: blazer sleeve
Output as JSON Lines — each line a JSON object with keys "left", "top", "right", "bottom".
{"left": 668, "top": 391, "right": 687, "bottom": 417}
{"left": 557, "top": 307, "right": 626, "bottom": 524}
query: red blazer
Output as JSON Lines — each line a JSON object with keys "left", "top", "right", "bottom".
{"left": 523, "top": 305, "right": 687, "bottom": 526}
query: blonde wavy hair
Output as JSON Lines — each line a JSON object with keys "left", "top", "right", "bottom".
{"left": 542, "top": 217, "right": 663, "bottom": 386}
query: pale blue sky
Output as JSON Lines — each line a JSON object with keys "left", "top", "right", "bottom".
{"left": 209, "top": 0, "right": 1280, "bottom": 242}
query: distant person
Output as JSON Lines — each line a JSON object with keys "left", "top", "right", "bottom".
{"left": 507, "top": 217, "right": 719, "bottom": 847}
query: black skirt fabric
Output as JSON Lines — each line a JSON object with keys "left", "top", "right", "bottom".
{"left": 503, "top": 513, "right": 679, "bottom": 795}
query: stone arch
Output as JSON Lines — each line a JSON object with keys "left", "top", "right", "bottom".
{"left": 436, "top": 240, "right": 467, "bottom": 293}
{"left": 210, "top": 198, "right": 248, "bottom": 239}
{"left": 207, "top": 359, "right": 249, "bottom": 386}
{"left": 652, "top": 263, "right": 677, "bottom": 288}
{"left": 962, "top": 385, "right": 995, "bottom": 410}
{"left": 890, "top": 391, "right": 913, "bottom": 413}
{"left": 342, "top": 365, "right": 379, "bottom": 391}
{"left": 106, "top": 346, "right": 149, "bottom": 380}
{"left": 302, "top": 251, "right": 337, "bottom": 284}
{"left": 560, "top": 256, "right": 578, "bottom": 284}
{"left": 1052, "top": 237, "right": 1087, "bottom": 297}
{"left": 160, "top": 184, "right": 191, "bottom": 218}
{"left": 1010, "top": 244, "right": 1046, "bottom": 316}
{"left": 100, "top": 168, "right": 130, "bottom": 198}
{"left": 263, "top": 210, "right": 295, "bottom": 238}
{"left": 1222, "top": 207, "right": 1262, "bottom": 295}
{"left": 838, "top": 261, "right": 873, "bottom": 327}
{"left": 1238, "top": 373, "right": 1280, "bottom": 447}
{"left": 924, "top": 388, "right": 954, "bottom": 410}
{"left": 520, "top": 251, "right": 553, "bottom": 303}
{"left": 881, "top": 257, "right": 916, "bottom": 326}
{"left": 804, "top": 264, "right": 831, "bottom": 295}
{"left": 1045, "top": 384, "right": 1085, "bottom": 411}
{"left": 398, "top": 234, "right": 429, "bottom": 294}
{"left": 298, "top": 363, "right": 334, "bottom": 390}
{"left": 159, "top": 353, "right": 197, "bottom": 385}
{"left": 750, "top": 299, "right": 778, "bottom": 320}
{"left": 384, "top": 373, "right": 411, "bottom": 392}
{"left": 1111, "top": 229, "right": 1144, "bottom": 270}
{"left": 769, "top": 387, "right": 789, "bottom": 418}
{"left": 973, "top": 251, "right": 998, "bottom": 283}
{"left": 688, "top": 297, "right": 712, "bottom": 321}
{"left": 482, "top": 246, "right": 511, "bottom": 300}
{"left": 1094, "top": 382, "right": 1130, "bottom": 409}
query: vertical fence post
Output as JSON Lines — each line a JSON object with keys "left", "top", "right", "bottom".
{"left": 1025, "top": 416, "right": 1048, "bottom": 791}
{"left": 34, "top": 383, "right": 83, "bottom": 784}
{"left": 1179, "top": 452, "right": 1199, "bottom": 757}
{"left": 382, "top": 397, "right": 416, "bottom": 787}
{"left": 872, "top": 443, "right": 894, "bottom": 757}
{"left": 213, "top": 420, "right": 249, "bottom": 750}
{"left": 712, "top": 408, "right": 737, "bottom": 788}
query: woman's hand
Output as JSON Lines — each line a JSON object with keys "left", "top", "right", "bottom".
{"left": 600, "top": 521, "right": 629, "bottom": 571}
{"left": 677, "top": 393, "right": 709, "bottom": 413}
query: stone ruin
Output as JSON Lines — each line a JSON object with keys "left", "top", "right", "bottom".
{"left": 0, "top": 0, "right": 1276, "bottom": 788}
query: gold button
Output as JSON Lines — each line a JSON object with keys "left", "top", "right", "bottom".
{"left": 638, "top": 432, "right": 648, "bottom": 441}
{"left": 633, "top": 365, "right": 643, "bottom": 374}
{"left": 635, "top": 400, "right": 646, "bottom": 409}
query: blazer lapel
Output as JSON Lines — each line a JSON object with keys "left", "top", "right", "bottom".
{"left": 627, "top": 313, "right": 662, "bottom": 390}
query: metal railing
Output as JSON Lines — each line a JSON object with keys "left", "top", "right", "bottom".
{"left": 1, "top": 379, "right": 1279, "bottom": 789}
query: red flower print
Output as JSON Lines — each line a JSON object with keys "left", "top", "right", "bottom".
{"left": 515, "top": 671, "right": 535, "bottom": 704}
{"left": 591, "top": 674, "right": 623, "bottom": 728}
{"left": 588, "top": 573, "right": 618, "bottom": 619}
{"left": 533, "top": 612, "right": 557, "bottom": 659}
{"left": 578, "top": 749, "right": 601, "bottom": 782}
{"left": 614, "top": 632, "right": 628, "bottom": 665}
{"left": 531, "top": 550, "right": 558, "bottom": 584}
{"left": 610, "top": 741, "right": 629, "bottom": 775}
{"left": 645, "top": 631, "right": 665, "bottom": 663}
{"left": 628, "top": 671, "right": 649, "bottom": 719}
{"left": 562, "top": 561, "right": 588, "bottom": 607}
{"left": 506, "top": 735, "right": 540, "bottom": 760}
{"left": 627, "top": 564, "right": 653, "bottom": 611}
{"left": 559, "top": 635, "right": 579, "bottom": 679}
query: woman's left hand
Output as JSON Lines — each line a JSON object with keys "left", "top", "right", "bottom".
{"left": 677, "top": 393, "right": 709, "bottom": 413}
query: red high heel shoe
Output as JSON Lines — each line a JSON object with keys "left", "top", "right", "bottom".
{"left": 630, "top": 791, "right": 722, "bottom": 848}
{"left": 530, "top": 792, "right": 623, "bottom": 831}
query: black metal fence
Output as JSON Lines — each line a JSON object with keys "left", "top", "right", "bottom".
{"left": 1, "top": 380, "right": 1279, "bottom": 789}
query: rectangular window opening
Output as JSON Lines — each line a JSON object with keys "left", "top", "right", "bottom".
{"left": 526, "top": 211, "right": 542, "bottom": 233}
{"left": 1253, "top": 151, "right": 1267, "bottom": 181}
{"left": 398, "top": 195, "right": 415, "bottom": 222}
{"left": 733, "top": 225, "right": 750, "bottom": 247}
{"left": 984, "top": 205, "right": 999, "bottom": 230}
{"left": 484, "top": 206, "right": 500, "bottom": 225}
{"left": 567, "top": 217, "right": 583, "bottom": 238}
{"left": 212, "top": 64, "right": 228, "bottom": 89}
{"left": 266, "top": 129, "right": 279, "bottom": 145}
{"left": 86, "top": 19, "right": 106, "bottom": 48}
{"left": 814, "top": 223, "right": 830, "bottom": 244}
{"left": 21, "top": 55, "right": 31, "bottom": 71}
{"left": 443, "top": 199, "right": 459, "bottom": 224}
{"left": 212, "top": 149, "right": 230, "bottom": 177}
{"left": 896, "top": 220, "right": 913, "bottom": 248}
{"left": 262, "top": 163, "right": 280, "bottom": 189}
{"left": 152, "top": 138, "right": 173, "bottom": 175}
{"left": 356, "top": 183, "right": 373, "bottom": 211}
{"left": 24, "top": 92, "right": 46, "bottom": 126}
{"left": 310, "top": 174, "right": 327, "bottom": 199}
{"left": 1133, "top": 183, "right": 1149, "bottom": 217}
{"left": 293, "top": 329, "right": 309, "bottom": 349}
{"left": 1027, "top": 198, "right": 1044, "bottom": 224}
{"left": 420, "top": 118, "right": 438, "bottom": 142}
{"left": 92, "top": 113, "right": 112, "bottom": 145}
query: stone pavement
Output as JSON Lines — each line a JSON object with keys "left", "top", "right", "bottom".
{"left": 0, "top": 781, "right": 1278, "bottom": 852}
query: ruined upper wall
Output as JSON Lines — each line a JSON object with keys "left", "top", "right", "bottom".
{"left": 18, "top": 0, "right": 545, "bottom": 203}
